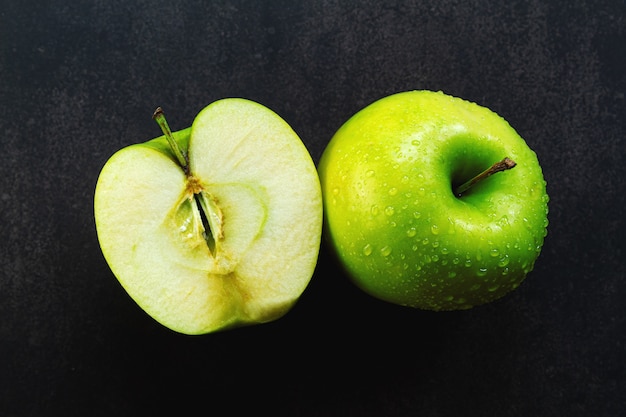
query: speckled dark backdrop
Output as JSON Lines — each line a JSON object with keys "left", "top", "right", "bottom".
{"left": 1, "top": 1, "right": 624, "bottom": 416}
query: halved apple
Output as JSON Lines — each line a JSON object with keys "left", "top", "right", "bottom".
{"left": 94, "top": 98, "right": 322, "bottom": 335}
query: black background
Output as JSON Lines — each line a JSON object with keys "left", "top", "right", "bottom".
{"left": 1, "top": 1, "right": 625, "bottom": 416}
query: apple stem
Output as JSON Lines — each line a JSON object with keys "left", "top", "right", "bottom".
{"left": 152, "top": 107, "right": 189, "bottom": 173}
{"left": 454, "top": 157, "right": 517, "bottom": 196}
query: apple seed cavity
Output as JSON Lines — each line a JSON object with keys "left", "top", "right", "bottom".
{"left": 155, "top": 108, "right": 224, "bottom": 257}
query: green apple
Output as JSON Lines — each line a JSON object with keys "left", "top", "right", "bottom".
{"left": 318, "top": 90, "right": 549, "bottom": 310}
{"left": 94, "top": 98, "right": 322, "bottom": 334}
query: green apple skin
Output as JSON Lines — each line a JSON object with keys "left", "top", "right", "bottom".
{"left": 94, "top": 98, "right": 322, "bottom": 334}
{"left": 318, "top": 90, "right": 549, "bottom": 310}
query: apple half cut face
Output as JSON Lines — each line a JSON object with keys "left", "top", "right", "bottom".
{"left": 94, "top": 99, "right": 322, "bottom": 334}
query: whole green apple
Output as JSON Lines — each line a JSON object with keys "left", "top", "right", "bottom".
{"left": 94, "top": 98, "right": 322, "bottom": 334}
{"left": 318, "top": 90, "right": 549, "bottom": 310}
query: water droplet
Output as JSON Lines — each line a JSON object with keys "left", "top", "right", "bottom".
{"left": 370, "top": 205, "right": 380, "bottom": 216}
{"left": 413, "top": 211, "right": 422, "bottom": 219}
{"left": 432, "top": 240, "right": 440, "bottom": 248}
{"left": 385, "top": 206, "right": 395, "bottom": 216}
{"left": 366, "top": 169, "right": 375, "bottom": 177}
{"left": 432, "top": 255, "right": 439, "bottom": 262}
{"left": 490, "top": 248, "right": 500, "bottom": 257}
{"left": 464, "top": 259, "right": 472, "bottom": 267}
{"left": 488, "top": 284, "right": 500, "bottom": 292}
{"left": 411, "top": 139, "right": 420, "bottom": 146}
{"left": 501, "top": 267, "right": 510, "bottom": 276}
{"left": 388, "top": 187, "right": 398, "bottom": 196}
{"left": 440, "top": 247, "right": 449, "bottom": 255}
{"left": 443, "top": 295, "right": 454, "bottom": 301}
{"left": 406, "top": 227, "right": 417, "bottom": 237}
{"left": 431, "top": 224, "right": 440, "bottom": 235}
{"left": 447, "top": 271, "right": 457, "bottom": 278}
{"left": 477, "top": 268, "right": 488, "bottom": 277}
{"left": 363, "top": 244, "right": 373, "bottom": 256}
{"left": 452, "top": 257, "right": 460, "bottom": 265}
{"left": 498, "top": 215, "right": 509, "bottom": 227}
{"left": 422, "top": 237, "right": 430, "bottom": 245}
{"left": 332, "top": 187, "right": 340, "bottom": 195}
{"left": 470, "top": 284, "right": 481, "bottom": 291}
{"left": 380, "top": 246, "right": 392, "bottom": 257}
{"left": 498, "top": 256, "right": 510, "bottom": 267}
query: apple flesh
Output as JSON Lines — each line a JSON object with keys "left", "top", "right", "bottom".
{"left": 94, "top": 98, "right": 322, "bottom": 334}
{"left": 318, "top": 90, "right": 549, "bottom": 310}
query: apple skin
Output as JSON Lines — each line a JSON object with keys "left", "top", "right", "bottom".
{"left": 318, "top": 90, "right": 549, "bottom": 310}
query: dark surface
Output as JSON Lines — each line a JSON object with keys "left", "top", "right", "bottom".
{"left": 1, "top": 1, "right": 625, "bottom": 416}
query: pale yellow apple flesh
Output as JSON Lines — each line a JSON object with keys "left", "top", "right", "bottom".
{"left": 94, "top": 99, "right": 322, "bottom": 334}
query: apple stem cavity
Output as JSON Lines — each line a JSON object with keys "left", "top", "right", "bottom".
{"left": 454, "top": 157, "right": 517, "bottom": 197}
{"left": 152, "top": 107, "right": 189, "bottom": 173}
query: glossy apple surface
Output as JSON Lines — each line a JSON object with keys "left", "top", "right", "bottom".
{"left": 318, "top": 90, "right": 549, "bottom": 310}
{"left": 95, "top": 98, "right": 322, "bottom": 334}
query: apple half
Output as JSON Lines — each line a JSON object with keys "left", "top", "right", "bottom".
{"left": 94, "top": 98, "right": 322, "bottom": 334}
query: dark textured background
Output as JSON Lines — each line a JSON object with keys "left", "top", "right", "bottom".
{"left": 1, "top": 1, "right": 625, "bottom": 416}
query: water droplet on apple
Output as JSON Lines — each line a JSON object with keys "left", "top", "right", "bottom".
{"left": 413, "top": 211, "right": 422, "bottom": 219}
{"left": 488, "top": 284, "right": 500, "bottom": 292}
{"left": 371, "top": 205, "right": 380, "bottom": 216}
{"left": 464, "top": 259, "right": 472, "bottom": 267}
{"left": 498, "top": 215, "right": 510, "bottom": 227}
{"left": 411, "top": 139, "right": 420, "bottom": 146}
{"left": 490, "top": 248, "right": 500, "bottom": 257}
{"left": 332, "top": 187, "right": 340, "bottom": 195}
{"left": 477, "top": 268, "right": 488, "bottom": 277}
{"left": 412, "top": 244, "right": 419, "bottom": 251}
{"left": 366, "top": 169, "right": 375, "bottom": 177}
{"left": 422, "top": 237, "right": 430, "bottom": 245}
{"left": 406, "top": 227, "right": 417, "bottom": 237}
{"left": 380, "top": 246, "right": 392, "bottom": 257}
{"left": 385, "top": 206, "right": 395, "bottom": 216}
{"left": 470, "top": 284, "right": 481, "bottom": 291}
{"left": 431, "top": 240, "right": 440, "bottom": 248}
{"left": 430, "top": 224, "right": 440, "bottom": 235}
{"left": 432, "top": 255, "right": 439, "bottom": 262}
{"left": 447, "top": 271, "right": 456, "bottom": 279}
{"left": 501, "top": 267, "right": 510, "bottom": 276}
{"left": 363, "top": 244, "right": 373, "bottom": 256}
{"left": 388, "top": 187, "right": 398, "bottom": 196}
{"left": 440, "top": 247, "right": 449, "bottom": 255}
{"left": 443, "top": 295, "right": 454, "bottom": 301}
{"left": 498, "top": 256, "right": 510, "bottom": 267}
